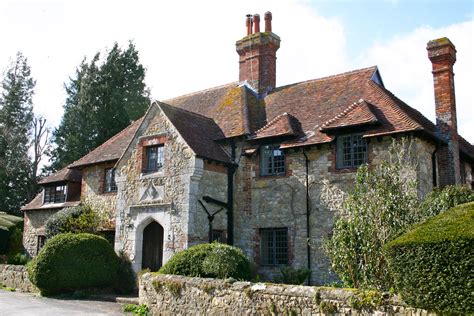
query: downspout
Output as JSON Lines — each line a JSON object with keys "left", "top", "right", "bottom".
{"left": 227, "top": 139, "right": 237, "bottom": 245}
{"left": 302, "top": 149, "right": 311, "bottom": 285}
{"left": 432, "top": 147, "right": 438, "bottom": 187}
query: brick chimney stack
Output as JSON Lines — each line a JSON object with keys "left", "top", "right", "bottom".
{"left": 427, "top": 37, "right": 461, "bottom": 186}
{"left": 236, "top": 11, "right": 280, "bottom": 96}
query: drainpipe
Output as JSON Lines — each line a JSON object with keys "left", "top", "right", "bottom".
{"left": 227, "top": 139, "right": 237, "bottom": 245}
{"left": 302, "top": 149, "right": 311, "bottom": 285}
{"left": 432, "top": 147, "right": 438, "bottom": 188}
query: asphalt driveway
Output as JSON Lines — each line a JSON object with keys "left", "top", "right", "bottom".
{"left": 0, "top": 290, "right": 124, "bottom": 316}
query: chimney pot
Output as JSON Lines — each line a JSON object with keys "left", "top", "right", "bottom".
{"left": 264, "top": 11, "right": 272, "bottom": 32}
{"left": 246, "top": 14, "right": 253, "bottom": 35}
{"left": 253, "top": 14, "right": 260, "bottom": 33}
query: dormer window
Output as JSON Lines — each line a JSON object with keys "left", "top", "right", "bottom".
{"left": 44, "top": 185, "right": 67, "bottom": 203}
{"left": 145, "top": 145, "right": 164, "bottom": 173}
{"left": 260, "top": 144, "right": 285, "bottom": 176}
{"left": 336, "top": 134, "right": 368, "bottom": 168}
{"left": 104, "top": 168, "right": 117, "bottom": 193}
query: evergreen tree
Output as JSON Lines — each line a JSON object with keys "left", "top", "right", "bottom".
{"left": 0, "top": 52, "right": 35, "bottom": 214}
{"left": 49, "top": 42, "right": 149, "bottom": 170}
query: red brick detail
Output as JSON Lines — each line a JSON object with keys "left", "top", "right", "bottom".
{"left": 236, "top": 32, "right": 280, "bottom": 95}
{"left": 427, "top": 38, "right": 460, "bottom": 186}
{"left": 243, "top": 159, "right": 253, "bottom": 214}
{"left": 203, "top": 161, "right": 227, "bottom": 174}
{"left": 137, "top": 136, "right": 167, "bottom": 173}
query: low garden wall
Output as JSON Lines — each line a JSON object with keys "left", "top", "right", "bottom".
{"left": 0, "top": 264, "right": 38, "bottom": 293}
{"left": 140, "top": 273, "right": 434, "bottom": 315}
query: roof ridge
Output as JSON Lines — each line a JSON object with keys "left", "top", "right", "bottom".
{"left": 255, "top": 112, "right": 290, "bottom": 135}
{"left": 320, "top": 99, "right": 365, "bottom": 129}
{"left": 275, "top": 66, "right": 378, "bottom": 90}
{"left": 69, "top": 117, "right": 143, "bottom": 168}
{"left": 157, "top": 101, "right": 216, "bottom": 122}
{"left": 163, "top": 82, "right": 238, "bottom": 102}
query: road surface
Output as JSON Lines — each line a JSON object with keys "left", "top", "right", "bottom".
{"left": 0, "top": 290, "right": 124, "bottom": 316}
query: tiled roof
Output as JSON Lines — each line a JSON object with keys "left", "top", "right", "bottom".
{"left": 157, "top": 102, "right": 231, "bottom": 164}
{"left": 165, "top": 83, "right": 251, "bottom": 138}
{"left": 38, "top": 166, "right": 82, "bottom": 184}
{"left": 253, "top": 113, "right": 302, "bottom": 140}
{"left": 459, "top": 136, "right": 474, "bottom": 160}
{"left": 68, "top": 117, "right": 144, "bottom": 168}
{"left": 21, "top": 191, "right": 81, "bottom": 211}
{"left": 320, "top": 99, "right": 379, "bottom": 132}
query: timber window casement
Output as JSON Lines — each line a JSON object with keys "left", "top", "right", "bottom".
{"left": 104, "top": 168, "right": 117, "bottom": 193}
{"left": 260, "top": 144, "right": 285, "bottom": 176}
{"left": 43, "top": 185, "right": 67, "bottom": 203}
{"left": 260, "top": 228, "right": 288, "bottom": 266}
{"left": 336, "top": 134, "right": 368, "bottom": 168}
{"left": 37, "top": 235, "right": 46, "bottom": 254}
{"left": 145, "top": 145, "right": 164, "bottom": 173}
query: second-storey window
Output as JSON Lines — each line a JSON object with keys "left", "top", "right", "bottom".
{"left": 145, "top": 145, "right": 164, "bottom": 173}
{"left": 104, "top": 168, "right": 117, "bottom": 193}
{"left": 336, "top": 134, "right": 368, "bottom": 168}
{"left": 260, "top": 144, "right": 285, "bottom": 176}
{"left": 44, "top": 185, "right": 67, "bottom": 203}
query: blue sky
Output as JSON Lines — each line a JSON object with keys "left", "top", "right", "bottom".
{"left": 0, "top": 0, "right": 472, "bottom": 145}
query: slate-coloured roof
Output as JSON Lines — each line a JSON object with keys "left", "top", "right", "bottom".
{"left": 21, "top": 191, "right": 81, "bottom": 211}
{"left": 38, "top": 166, "right": 82, "bottom": 185}
{"left": 157, "top": 102, "right": 231, "bottom": 164}
{"left": 68, "top": 117, "right": 144, "bottom": 168}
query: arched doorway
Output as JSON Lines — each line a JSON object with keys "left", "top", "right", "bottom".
{"left": 142, "top": 221, "right": 164, "bottom": 271}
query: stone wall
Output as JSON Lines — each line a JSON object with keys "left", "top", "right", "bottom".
{"left": 0, "top": 264, "right": 38, "bottom": 293}
{"left": 23, "top": 209, "right": 60, "bottom": 257}
{"left": 140, "top": 273, "right": 433, "bottom": 316}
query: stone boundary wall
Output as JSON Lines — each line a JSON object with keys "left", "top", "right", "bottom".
{"left": 0, "top": 264, "right": 38, "bottom": 293}
{"left": 140, "top": 273, "right": 434, "bottom": 315}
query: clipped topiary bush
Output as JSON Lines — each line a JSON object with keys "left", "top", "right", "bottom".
{"left": 159, "top": 243, "right": 252, "bottom": 280}
{"left": 45, "top": 204, "right": 101, "bottom": 238}
{"left": 275, "top": 267, "right": 311, "bottom": 285}
{"left": 385, "top": 202, "right": 474, "bottom": 314}
{"left": 27, "top": 233, "right": 119, "bottom": 296}
{"left": 417, "top": 185, "right": 474, "bottom": 220}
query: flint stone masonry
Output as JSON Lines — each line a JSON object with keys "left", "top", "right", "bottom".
{"left": 23, "top": 209, "right": 59, "bottom": 257}
{"left": 0, "top": 264, "right": 38, "bottom": 293}
{"left": 140, "top": 273, "right": 433, "bottom": 316}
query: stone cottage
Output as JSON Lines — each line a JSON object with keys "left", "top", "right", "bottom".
{"left": 22, "top": 12, "right": 474, "bottom": 284}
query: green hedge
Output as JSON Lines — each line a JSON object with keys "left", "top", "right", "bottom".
{"left": 385, "top": 202, "right": 474, "bottom": 314}
{"left": 45, "top": 204, "right": 100, "bottom": 238}
{"left": 159, "top": 243, "right": 252, "bottom": 280}
{"left": 27, "top": 233, "right": 119, "bottom": 295}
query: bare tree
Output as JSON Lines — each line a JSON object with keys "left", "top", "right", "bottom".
{"left": 29, "top": 115, "right": 50, "bottom": 199}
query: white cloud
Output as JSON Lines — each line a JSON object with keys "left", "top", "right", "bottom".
{"left": 357, "top": 21, "right": 474, "bottom": 142}
{"left": 0, "top": 0, "right": 472, "bottom": 144}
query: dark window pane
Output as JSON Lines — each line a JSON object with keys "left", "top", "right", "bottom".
{"left": 146, "top": 145, "right": 164, "bottom": 173}
{"left": 260, "top": 145, "right": 285, "bottom": 176}
{"left": 260, "top": 228, "right": 288, "bottom": 266}
{"left": 37, "top": 236, "right": 46, "bottom": 255}
{"left": 336, "top": 135, "right": 368, "bottom": 168}
{"left": 104, "top": 168, "right": 117, "bottom": 192}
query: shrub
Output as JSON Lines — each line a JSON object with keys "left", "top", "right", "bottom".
{"left": 275, "top": 267, "right": 311, "bottom": 285}
{"left": 384, "top": 202, "right": 474, "bottom": 314}
{"left": 27, "top": 233, "right": 119, "bottom": 296}
{"left": 0, "top": 212, "right": 23, "bottom": 255}
{"left": 6, "top": 252, "right": 30, "bottom": 265}
{"left": 417, "top": 185, "right": 474, "bottom": 220}
{"left": 45, "top": 204, "right": 101, "bottom": 238}
{"left": 114, "top": 251, "right": 136, "bottom": 294}
{"left": 159, "top": 243, "right": 252, "bottom": 280}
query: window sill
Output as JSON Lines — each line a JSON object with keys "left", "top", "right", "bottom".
{"left": 258, "top": 173, "right": 288, "bottom": 179}
{"left": 101, "top": 191, "right": 117, "bottom": 196}
{"left": 139, "top": 170, "right": 164, "bottom": 180}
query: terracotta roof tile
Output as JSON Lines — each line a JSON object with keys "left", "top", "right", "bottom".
{"left": 21, "top": 191, "right": 81, "bottom": 211}
{"left": 38, "top": 166, "right": 82, "bottom": 184}
{"left": 157, "top": 102, "right": 231, "bottom": 164}
{"left": 69, "top": 117, "right": 144, "bottom": 168}
{"left": 320, "top": 99, "right": 379, "bottom": 132}
{"left": 253, "top": 113, "right": 302, "bottom": 140}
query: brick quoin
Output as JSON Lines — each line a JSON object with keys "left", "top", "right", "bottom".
{"left": 427, "top": 38, "right": 461, "bottom": 186}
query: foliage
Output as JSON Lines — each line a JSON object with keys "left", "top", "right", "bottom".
{"left": 44, "top": 204, "right": 101, "bottom": 238}
{"left": 384, "top": 202, "right": 474, "bottom": 314}
{"left": 123, "top": 303, "right": 149, "bottom": 316}
{"left": 348, "top": 289, "right": 384, "bottom": 311}
{"left": 48, "top": 42, "right": 150, "bottom": 171}
{"left": 417, "top": 185, "right": 474, "bottom": 219}
{"left": 27, "top": 233, "right": 119, "bottom": 296}
{"left": 114, "top": 251, "right": 136, "bottom": 294}
{"left": 0, "top": 212, "right": 23, "bottom": 255}
{"left": 159, "top": 243, "right": 252, "bottom": 280}
{"left": 0, "top": 52, "right": 35, "bottom": 214}
{"left": 322, "top": 138, "right": 420, "bottom": 290}
{"left": 274, "top": 267, "right": 311, "bottom": 285}
{"left": 6, "top": 252, "right": 30, "bottom": 265}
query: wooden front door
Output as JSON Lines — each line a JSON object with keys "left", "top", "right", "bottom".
{"left": 142, "top": 221, "right": 164, "bottom": 271}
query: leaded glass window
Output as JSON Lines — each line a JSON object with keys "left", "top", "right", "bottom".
{"left": 336, "top": 134, "right": 368, "bottom": 168}
{"left": 146, "top": 145, "right": 164, "bottom": 173}
{"left": 104, "top": 168, "right": 117, "bottom": 193}
{"left": 260, "top": 144, "right": 285, "bottom": 176}
{"left": 43, "top": 185, "right": 67, "bottom": 203}
{"left": 260, "top": 228, "right": 288, "bottom": 266}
